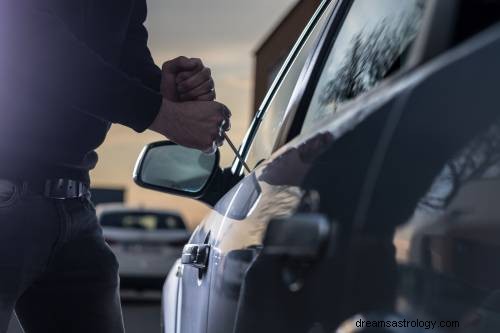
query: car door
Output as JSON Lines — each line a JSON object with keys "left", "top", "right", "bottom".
{"left": 198, "top": 0, "right": 430, "bottom": 332}
{"left": 174, "top": 2, "right": 337, "bottom": 333}
{"left": 353, "top": 23, "right": 500, "bottom": 332}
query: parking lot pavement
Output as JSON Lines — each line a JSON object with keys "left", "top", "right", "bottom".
{"left": 7, "top": 290, "right": 162, "bottom": 333}
{"left": 121, "top": 290, "right": 162, "bottom": 333}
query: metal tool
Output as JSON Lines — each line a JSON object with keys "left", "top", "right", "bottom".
{"left": 224, "top": 133, "right": 251, "bottom": 173}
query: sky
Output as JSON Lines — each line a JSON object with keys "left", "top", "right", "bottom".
{"left": 91, "top": 0, "right": 296, "bottom": 228}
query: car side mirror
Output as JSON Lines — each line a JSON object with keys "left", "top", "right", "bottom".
{"left": 133, "top": 141, "right": 220, "bottom": 199}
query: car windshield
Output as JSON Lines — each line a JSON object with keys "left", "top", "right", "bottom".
{"left": 100, "top": 212, "right": 186, "bottom": 231}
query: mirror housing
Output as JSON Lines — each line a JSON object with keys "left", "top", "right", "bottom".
{"left": 133, "top": 141, "right": 220, "bottom": 199}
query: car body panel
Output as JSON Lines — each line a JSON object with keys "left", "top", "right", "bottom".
{"left": 229, "top": 23, "right": 500, "bottom": 332}
{"left": 163, "top": 260, "right": 182, "bottom": 333}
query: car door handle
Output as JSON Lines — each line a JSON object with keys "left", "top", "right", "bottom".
{"left": 181, "top": 244, "right": 211, "bottom": 270}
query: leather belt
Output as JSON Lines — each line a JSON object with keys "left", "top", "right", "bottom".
{"left": 26, "top": 178, "right": 90, "bottom": 200}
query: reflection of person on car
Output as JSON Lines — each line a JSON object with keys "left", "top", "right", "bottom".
{"left": 211, "top": 132, "right": 335, "bottom": 252}
{"left": 258, "top": 132, "right": 334, "bottom": 187}
{"left": 214, "top": 132, "right": 334, "bottom": 222}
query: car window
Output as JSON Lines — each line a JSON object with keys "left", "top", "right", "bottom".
{"left": 100, "top": 212, "right": 186, "bottom": 231}
{"left": 301, "top": 0, "right": 426, "bottom": 136}
{"left": 244, "top": 1, "right": 335, "bottom": 170}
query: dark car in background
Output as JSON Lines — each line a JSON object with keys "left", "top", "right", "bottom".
{"left": 97, "top": 205, "right": 190, "bottom": 290}
{"left": 134, "top": 0, "right": 500, "bottom": 331}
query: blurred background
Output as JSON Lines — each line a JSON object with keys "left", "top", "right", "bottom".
{"left": 92, "top": 0, "right": 297, "bottom": 228}
{"left": 90, "top": 0, "right": 319, "bottom": 229}
{"left": 8, "top": 0, "right": 321, "bottom": 331}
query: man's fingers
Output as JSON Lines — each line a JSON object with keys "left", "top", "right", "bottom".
{"left": 219, "top": 106, "right": 231, "bottom": 131}
{"left": 176, "top": 67, "right": 204, "bottom": 84}
{"left": 216, "top": 136, "right": 225, "bottom": 147}
{"left": 221, "top": 105, "right": 232, "bottom": 119}
{"left": 192, "top": 91, "right": 216, "bottom": 101}
{"left": 188, "top": 58, "right": 203, "bottom": 71}
{"left": 179, "top": 79, "right": 214, "bottom": 101}
{"left": 176, "top": 71, "right": 195, "bottom": 83}
{"left": 177, "top": 67, "right": 212, "bottom": 94}
{"left": 221, "top": 118, "right": 231, "bottom": 132}
{"left": 162, "top": 56, "right": 201, "bottom": 74}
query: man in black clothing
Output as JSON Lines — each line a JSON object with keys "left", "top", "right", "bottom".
{"left": 0, "top": 0, "right": 230, "bottom": 332}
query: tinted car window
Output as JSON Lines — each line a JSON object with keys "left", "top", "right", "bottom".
{"left": 245, "top": 1, "right": 335, "bottom": 170}
{"left": 301, "top": 0, "right": 425, "bottom": 136}
{"left": 100, "top": 212, "right": 185, "bottom": 231}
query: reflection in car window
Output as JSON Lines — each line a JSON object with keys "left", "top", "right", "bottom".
{"left": 418, "top": 122, "right": 500, "bottom": 212}
{"left": 396, "top": 119, "right": 500, "bottom": 332}
{"left": 301, "top": 0, "right": 425, "bottom": 136}
{"left": 245, "top": 2, "right": 335, "bottom": 170}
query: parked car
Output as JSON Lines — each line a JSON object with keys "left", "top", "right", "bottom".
{"left": 134, "top": 0, "right": 500, "bottom": 331}
{"left": 97, "top": 205, "right": 190, "bottom": 289}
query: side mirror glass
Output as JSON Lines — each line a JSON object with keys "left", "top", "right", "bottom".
{"left": 134, "top": 141, "right": 220, "bottom": 198}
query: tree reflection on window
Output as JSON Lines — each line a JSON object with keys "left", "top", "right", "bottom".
{"left": 320, "top": 11, "right": 422, "bottom": 110}
{"left": 302, "top": 0, "right": 425, "bottom": 135}
{"left": 420, "top": 120, "right": 500, "bottom": 211}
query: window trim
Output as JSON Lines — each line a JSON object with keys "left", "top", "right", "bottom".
{"left": 280, "top": 0, "right": 354, "bottom": 145}
{"left": 231, "top": 0, "right": 338, "bottom": 175}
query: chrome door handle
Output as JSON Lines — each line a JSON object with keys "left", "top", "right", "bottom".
{"left": 181, "top": 244, "right": 211, "bottom": 270}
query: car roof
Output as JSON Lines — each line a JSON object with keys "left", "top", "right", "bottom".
{"left": 95, "top": 203, "right": 183, "bottom": 219}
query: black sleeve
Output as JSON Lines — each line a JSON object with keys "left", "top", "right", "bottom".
{"left": 3, "top": 0, "right": 162, "bottom": 132}
{"left": 120, "top": 0, "right": 162, "bottom": 93}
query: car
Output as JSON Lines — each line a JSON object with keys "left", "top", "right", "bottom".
{"left": 134, "top": 0, "right": 500, "bottom": 331}
{"left": 97, "top": 204, "right": 190, "bottom": 290}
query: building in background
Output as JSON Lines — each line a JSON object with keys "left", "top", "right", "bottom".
{"left": 253, "top": 0, "right": 321, "bottom": 116}
{"left": 91, "top": 187, "right": 125, "bottom": 205}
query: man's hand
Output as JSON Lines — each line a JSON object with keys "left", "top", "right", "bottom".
{"left": 154, "top": 56, "right": 228, "bottom": 151}
{"left": 161, "top": 56, "right": 215, "bottom": 102}
{"left": 149, "top": 99, "right": 231, "bottom": 151}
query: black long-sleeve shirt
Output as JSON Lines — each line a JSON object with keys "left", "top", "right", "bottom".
{"left": 0, "top": 0, "right": 163, "bottom": 182}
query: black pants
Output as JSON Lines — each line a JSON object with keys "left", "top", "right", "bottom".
{"left": 0, "top": 180, "right": 124, "bottom": 333}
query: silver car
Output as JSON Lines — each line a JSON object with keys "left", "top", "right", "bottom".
{"left": 97, "top": 205, "right": 190, "bottom": 290}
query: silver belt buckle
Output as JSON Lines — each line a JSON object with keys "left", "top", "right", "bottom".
{"left": 44, "top": 179, "right": 85, "bottom": 199}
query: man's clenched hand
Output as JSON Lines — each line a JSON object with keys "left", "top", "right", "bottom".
{"left": 161, "top": 56, "right": 215, "bottom": 102}
{"left": 151, "top": 56, "right": 230, "bottom": 151}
